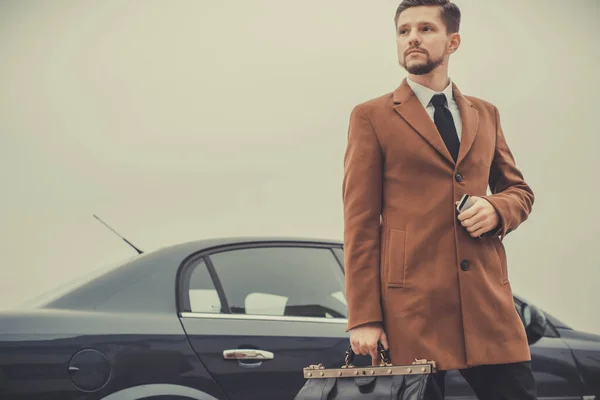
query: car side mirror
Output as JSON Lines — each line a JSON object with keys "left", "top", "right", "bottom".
{"left": 521, "top": 303, "right": 547, "bottom": 345}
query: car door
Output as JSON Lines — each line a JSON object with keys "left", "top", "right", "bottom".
{"left": 443, "top": 297, "right": 587, "bottom": 399}
{"left": 178, "top": 242, "right": 359, "bottom": 400}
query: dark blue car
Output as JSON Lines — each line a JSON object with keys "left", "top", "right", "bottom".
{"left": 0, "top": 237, "right": 598, "bottom": 399}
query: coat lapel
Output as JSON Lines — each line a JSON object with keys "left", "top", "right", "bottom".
{"left": 392, "top": 79, "right": 455, "bottom": 165}
{"left": 391, "top": 79, "right": 479, "bottom": 167}
{"left": 453, "top": 83, "right": 479, "bottom": 166}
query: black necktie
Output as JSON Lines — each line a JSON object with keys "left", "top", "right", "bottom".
{"left": 430, "top": 93, "right": 460, "bottom": 162}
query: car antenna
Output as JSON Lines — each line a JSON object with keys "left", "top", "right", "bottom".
{"left": 93, "top": 214, "right": 144, "bottom": 254}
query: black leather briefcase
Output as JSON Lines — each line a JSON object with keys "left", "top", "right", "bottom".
{"left": 294, "top": 344, "right": 443, "bottom": 400}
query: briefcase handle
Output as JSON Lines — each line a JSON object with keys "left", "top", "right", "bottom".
{"left": 344, "top": 342, "right": 392, "bottom": 368}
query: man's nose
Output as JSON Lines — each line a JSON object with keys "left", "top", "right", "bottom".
{"left": 407, "top": 30, "right": 421, "bottom": 46}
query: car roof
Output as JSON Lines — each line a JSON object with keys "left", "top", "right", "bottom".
{"left": 154, "top": 236, "right": 343, "bottom": 256}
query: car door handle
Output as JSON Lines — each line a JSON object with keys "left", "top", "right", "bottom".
{"left": 223, "top": 349, "right": 274, "bottom": 360}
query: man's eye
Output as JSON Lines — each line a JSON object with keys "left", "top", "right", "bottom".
{"left": 422, "top": 26, "right": 432, "bottom": 31}
{"left": 399, "top": 29, "right": 408, "bottom": 35}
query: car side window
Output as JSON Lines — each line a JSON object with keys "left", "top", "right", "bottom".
{"left": 206, "top": 246, "right": 347, "bottom": 319}
{"left": 188, "top": 259, "right": 222, "bottom": 313}
{"left": 332, "top": 248, "right": 344, "bottom": 268}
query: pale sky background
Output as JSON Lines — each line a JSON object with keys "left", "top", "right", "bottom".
{"left": 1, "top": 1, "right": 599, "bottom": 334}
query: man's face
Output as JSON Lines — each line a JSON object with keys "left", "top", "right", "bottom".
{"left": 396, "top": 6, "right": 456, "bottom": 75}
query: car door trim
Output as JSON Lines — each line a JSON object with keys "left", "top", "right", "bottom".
{"left": 180, "top": 311, "right": 348, "bottom": 324}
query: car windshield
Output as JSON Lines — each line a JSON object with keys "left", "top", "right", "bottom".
{"left": 21, "top": 256, "right": 137, "bottom": 308}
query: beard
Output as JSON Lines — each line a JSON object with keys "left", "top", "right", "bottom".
{"left": 400, "top": 51, "right": 444, "bottom": 75}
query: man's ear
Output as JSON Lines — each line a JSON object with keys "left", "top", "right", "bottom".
{"left": 448, "top": 32, "right": 461, "bottom": 54}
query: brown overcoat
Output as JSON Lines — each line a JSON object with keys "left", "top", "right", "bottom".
{"left": 342, "top": 78, "right": 534, "bottom": 371}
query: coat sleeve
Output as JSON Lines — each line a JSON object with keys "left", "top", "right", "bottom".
{"left": 342, "top": 105, "right": 384, "bottom": 332}
{"left": 482, "top": 106, "right": 535, "bottom": 240}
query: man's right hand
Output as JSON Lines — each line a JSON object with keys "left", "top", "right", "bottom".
{"left": 349, "top": 322, "right": 389, "bottom": 365}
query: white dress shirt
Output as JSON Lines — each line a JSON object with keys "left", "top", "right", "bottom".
{"left": 406, "top": 77, "right": 463, "bottom": 141}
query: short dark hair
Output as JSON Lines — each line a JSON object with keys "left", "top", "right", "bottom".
{"left": 394, "top": 0, "right": 461, "bottom": 34}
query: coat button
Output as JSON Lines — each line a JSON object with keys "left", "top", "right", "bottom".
{"left": 460, "top": 260, "right": 470, "bottom": 271}
{"left": 455, "top": 173, "right": 464, "bottom": 182}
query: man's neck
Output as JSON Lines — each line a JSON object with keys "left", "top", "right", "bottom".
{"left": 408, "top": 71, "right": 450, "bottom": 92}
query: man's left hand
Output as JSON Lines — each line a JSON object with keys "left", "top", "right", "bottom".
{"left": 456, "top": 196, "right": 500, "bottom": 238}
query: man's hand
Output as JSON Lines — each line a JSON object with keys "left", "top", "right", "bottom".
{"left": 349, "top": 322, "right": 389, "bottom": 366}
{"left": 456, "top": 196, "right": 500, "bottom": 238}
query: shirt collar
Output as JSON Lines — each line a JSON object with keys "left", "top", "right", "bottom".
{"left": 406, "top": 76, "right": 454, "bottom": 108}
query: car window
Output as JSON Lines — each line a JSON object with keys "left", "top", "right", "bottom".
{"left": 332, "top": 247, "right": 344, "bottom": 268}
{"left": 512, "top": 296, "right": 559, "bottom": 338}
{"left": 206, "top": 246, "right": 347, "bottom": 319}
{"left": 188, "top": 259, "right": 222, "bottom": 313}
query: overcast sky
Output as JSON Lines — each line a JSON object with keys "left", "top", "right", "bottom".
{"left": 1, "top": 0, "right": 599, "bottom": 335}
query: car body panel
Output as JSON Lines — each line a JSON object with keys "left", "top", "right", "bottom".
{"left": 558, "top": 328, "right": 600, "bottom": 397}
{"left": 181, "top": 314, "right": 352, "bottom": 400}
{"left": 0, "top": 236, "right": 598, "bottom": 399}
{"left": 0, "top": 309, "right": 228, "bottom": 399}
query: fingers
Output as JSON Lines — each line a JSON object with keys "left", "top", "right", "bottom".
{"left": 365, "top": 340, "right": 378, "bottom": 358}
{"left": 371, "top": 353, "right": 380, "bottom": 366}
{"left": 349, "top": 337, "right": 370, "bottom": 356}
{"left": 369, "top": 346, "right": 379, "bottom": 363}
{"left": 360, "top": 342, "right": 371, "bottom": 356}
{"left": 350, "top": 324, "right": 388, "bottom": 364}
{"left": 457, "top": 196, "right": 490, "bottom": 221}
{"left": 459, "top": 202, "right": 491, "bottom": 228}
{"left": 465, "top": 219, "right": 486, "bottom": 233}
{"left": 355, "top": 342, "right": 376, "bottom": 357}
{"left": 350, "top": 335, "right": 383, "bottom": 357}
{"left": 350, "top": 338, "right": 368, "bottom": 356}
{"left": 379, "top": 331, "right": 389, "bottom": 350}
{"left": 472, "top": 226, "right": 488, "bottom": 238}
{"left": 460, "top": 211, "right": 483, "bottom": 229}
{"left": 457, "top": 203, "right": 479, "bottom": 221}
{"left": 350, "top": 334, "right": 362, "bottom": 355}
{"left": 457, "top": 202, "right": 495, "bottom": 237}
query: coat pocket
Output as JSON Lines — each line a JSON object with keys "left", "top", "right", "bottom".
{"left": 387, "top": 229, "right": 407, "bottom": 288}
